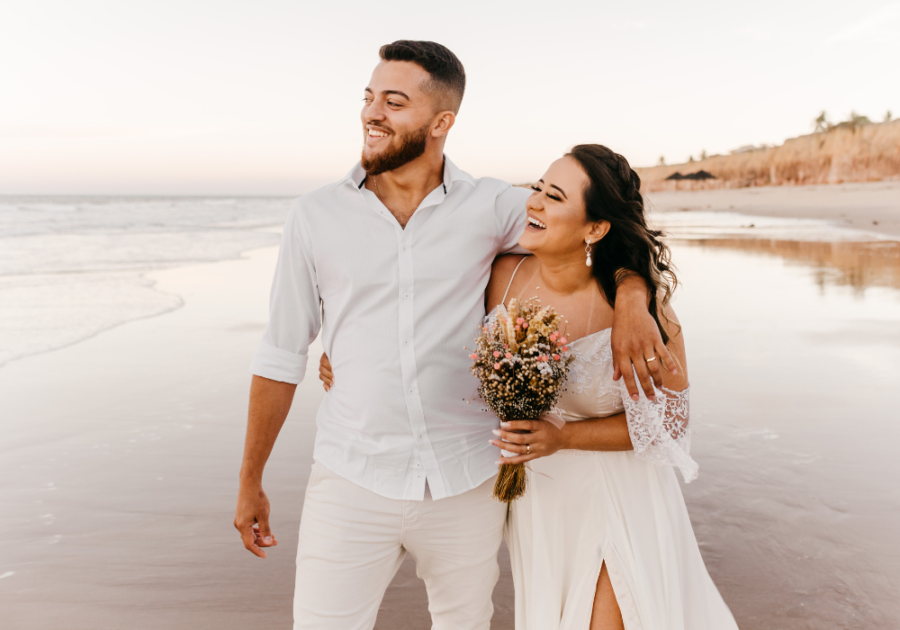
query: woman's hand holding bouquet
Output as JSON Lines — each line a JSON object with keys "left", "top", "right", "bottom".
{"left": 490, "top": 416, "right": 569, "bottom": 465}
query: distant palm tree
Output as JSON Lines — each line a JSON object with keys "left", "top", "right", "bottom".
{"left": 813, "top": 111, "right": 830, "bottom": 133}
{"left": 700, "top": 149, "right": 707, "bottom": 160}
{"left": 886, "top": 110, "right": 893, "bottom": 123}
{"left": 658, "top": 156, "right": 666, "bottom": 166}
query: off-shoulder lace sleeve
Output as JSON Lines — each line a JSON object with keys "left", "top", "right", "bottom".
{"left": 617, "top": 380, "right": 699, "bottom": 483}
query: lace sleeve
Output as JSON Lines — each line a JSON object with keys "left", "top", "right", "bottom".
{"left": 617, "top": 380, "right": 699, "bottom": 483}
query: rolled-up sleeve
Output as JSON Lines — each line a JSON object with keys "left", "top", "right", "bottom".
{"left": 495, "top": 184, "right": 531, "bottom": 255}
{"left": 249, "top": 199, "right": 321, "bottom": 384}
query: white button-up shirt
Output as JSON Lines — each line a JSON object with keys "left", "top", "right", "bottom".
{"left": 250, "top": 157, "right": 529, "bottom": 500}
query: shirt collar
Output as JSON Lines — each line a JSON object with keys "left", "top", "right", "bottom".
{"left": 335, "top": 155, "right": 476, "bottom": 192}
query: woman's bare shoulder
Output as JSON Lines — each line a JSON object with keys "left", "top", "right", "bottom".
{"left": 492, "top": 254, "right": 529, "bottom": 278}
{"left": 485, "top": 255, "right": 530, "bottom": 312}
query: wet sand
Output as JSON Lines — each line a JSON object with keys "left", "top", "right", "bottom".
{"left": 0, "top": 246, "right": 507, "bottom": 629}
{"left": 646, "top": 181, "right": 900, "bottom": 238}
{"left": 2, "top": 213, "right": 900, "bottom": 628}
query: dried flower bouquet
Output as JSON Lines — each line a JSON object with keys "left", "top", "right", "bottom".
{"left": 470, "top": 297, "right": 573, "bottom": 502}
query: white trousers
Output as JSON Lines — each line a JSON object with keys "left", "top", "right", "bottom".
{"left": 293, "top": 462, "right": 507, "bottom": 630}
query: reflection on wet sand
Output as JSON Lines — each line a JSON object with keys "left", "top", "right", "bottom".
{"left": 668, "top": 233, "right": 900, "bottom": 629}
{"left": 676, "top": 238, "right": 900, "bottom": 293}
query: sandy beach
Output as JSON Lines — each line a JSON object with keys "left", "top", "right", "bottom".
{"left": 2, "top": 187, "right": 900, "bottom": 629}
{"left": 646, "top": 180, "right": 900, "bottom": 238}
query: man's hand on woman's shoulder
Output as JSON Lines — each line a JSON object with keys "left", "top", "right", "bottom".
{"left": 611, "top": 276, "right": 677, "bottom": 401}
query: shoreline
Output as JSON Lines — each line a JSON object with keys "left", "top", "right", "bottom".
{"left": 5, "top": 181, "right": 897, "bottom": 371}
{"left": 0, "top": 223, "right": 284, "bottom": 370}
{"left": 645, "top": 180, "right": 900, "bottom": 239}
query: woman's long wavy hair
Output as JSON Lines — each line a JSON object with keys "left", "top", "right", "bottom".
{"left": 566, "top": 144, "right": 678, "bottom": 344}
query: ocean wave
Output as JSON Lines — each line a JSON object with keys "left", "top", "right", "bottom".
{"left": 0, "top": 196, "right": 291, "bottom": 367}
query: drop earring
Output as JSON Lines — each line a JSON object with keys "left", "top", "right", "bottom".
{"left": 585, "top": 240, "right": 593, "bottom": 267}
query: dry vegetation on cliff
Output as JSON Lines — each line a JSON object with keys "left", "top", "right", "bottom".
{"left": 637, "top": 120, "right": 900, "bottom": 192}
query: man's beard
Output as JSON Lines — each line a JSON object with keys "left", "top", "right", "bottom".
{"left": 361, "top": 122, "right": 430, "bottom": 176}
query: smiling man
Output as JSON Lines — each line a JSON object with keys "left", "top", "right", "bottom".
{"left": 234, "top": 40, "right": 669, "bottom": 630}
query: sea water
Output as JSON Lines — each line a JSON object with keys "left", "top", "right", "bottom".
{"left": 0, "top": 196, "right": 290, "bottom": 366}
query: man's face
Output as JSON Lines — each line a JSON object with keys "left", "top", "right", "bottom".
{"left": 361, "top": 61, "right": 438, "bottom": 175}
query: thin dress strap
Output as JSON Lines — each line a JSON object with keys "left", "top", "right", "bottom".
{"left": 501, "top": 257, "right": 528, "bottom": 306}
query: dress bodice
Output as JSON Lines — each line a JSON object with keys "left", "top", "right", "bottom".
{"left": 485, "top": 305, "right": 699, "bottom": 482}
{"left": 551, "top": 329, "right": 624, "bottom": 422}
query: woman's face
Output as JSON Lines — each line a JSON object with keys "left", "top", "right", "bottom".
{"left": 518, "top": 156, "right": 607, "bottom": 259}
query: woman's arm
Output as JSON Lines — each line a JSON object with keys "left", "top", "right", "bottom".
{"left": 617, "top": 303, "right": 698, "bottom": 481}
{"left": 655, "top": 303, "right": 689, "bottom": 392}
{"left": 493, "top": 413, "right": 632, "bottom": 466}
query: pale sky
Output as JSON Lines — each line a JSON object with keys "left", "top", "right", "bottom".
{"left": 2, "top": 0, "right": 898, "bottom": 195}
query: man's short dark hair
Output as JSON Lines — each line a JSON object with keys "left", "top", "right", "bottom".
{"left": 379, "top": 40, "right": 466, "bottom": 113}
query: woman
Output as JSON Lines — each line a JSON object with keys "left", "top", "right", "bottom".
{"left": 486, "top": 145, "right": 737, "bottom": 629}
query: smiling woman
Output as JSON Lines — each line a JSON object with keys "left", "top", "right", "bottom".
{"left": 487, "top": 143, "right": 736, "bottom": 630}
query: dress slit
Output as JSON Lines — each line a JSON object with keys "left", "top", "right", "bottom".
{"left": 600, "top": 545, "right": 643, "bottom": 630}
{"left": 561, "top": 540, "right": 642, "bottom": 630}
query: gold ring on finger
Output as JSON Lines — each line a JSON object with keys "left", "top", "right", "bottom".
{"left": 526, "top": 444, "right": 531, "bottom": 455}
{"left": 645, "top": 356, "right": 657, "bottom": 363}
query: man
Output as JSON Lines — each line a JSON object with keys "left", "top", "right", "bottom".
{"left": 234, "top": 40, "right": 672, "bottom": 629}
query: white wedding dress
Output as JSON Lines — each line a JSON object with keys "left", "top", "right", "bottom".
{"left": 497, "top": 309, "right": 739, "bottom": 629}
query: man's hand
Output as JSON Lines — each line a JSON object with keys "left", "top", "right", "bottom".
{"left": 612, "top": 276, "right": 676, "bottom": 401}
{"left": 235, "top": 375, "right": 295, "bottom": 559}
{"left": 234, "top": 481, "right": 278, "bottom": 559}
{"left": 318, "top": 353, "right": 333, "bottom": 391}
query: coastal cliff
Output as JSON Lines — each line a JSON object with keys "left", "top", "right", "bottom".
{"left": 637, "top": 120, "right": 900, "bottom": 192}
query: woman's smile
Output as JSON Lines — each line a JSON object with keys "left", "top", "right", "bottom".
{"left": 525, "top": 213, "right": 547, "bottom": 232}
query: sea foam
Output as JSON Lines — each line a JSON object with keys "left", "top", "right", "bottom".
{"left": 0, "top": 196, "right": 289, "bottom": 367}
